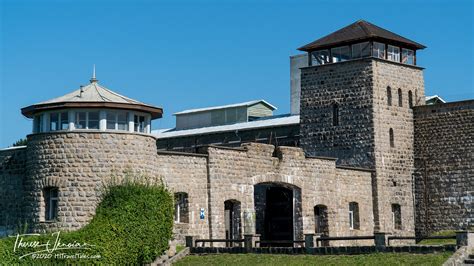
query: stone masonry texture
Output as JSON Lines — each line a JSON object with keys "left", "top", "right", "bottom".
{"left": 414, "top": 100, "right": 474, "bottom": 237}
{"left": 300, "top": 58, "right": 425, "bottom": 237}
{"left": 0, "top": 58, "right": 472, "bottom": 246}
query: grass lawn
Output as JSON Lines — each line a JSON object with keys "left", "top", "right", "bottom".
{"left": 418, "top": 230, "right": 456, "bottom": 245}
{"left": 174, "top": 252, "right": 452, "bottom": 266}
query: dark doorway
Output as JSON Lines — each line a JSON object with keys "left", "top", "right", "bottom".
{"left": 314, "top": 205, "right": 329, "bottom": 246}
{"left": 254, "top": 183, "right": 302, "bottom": 247}
{"left": 265, "top": 186, "right": 293, "bottom": 243}
{"left": 224, "top": 200, "right": 241, "bottom": 246}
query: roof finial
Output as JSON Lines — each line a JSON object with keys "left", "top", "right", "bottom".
{"left": 90, "top": 64, "right": 98, "bottom": 83}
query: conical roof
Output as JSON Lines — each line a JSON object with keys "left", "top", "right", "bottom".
{"left": 22, "top": 80, "right": 163, "bottom": 119}
{"left": 298, "top": 20, "right": 426, "bottom": 52}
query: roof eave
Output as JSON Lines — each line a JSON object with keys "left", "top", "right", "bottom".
{"left": 21, "top": 102, "right": 163, "bottom": 119}
{"left": 298, "top": 37, "right": 426, "bottom": 52}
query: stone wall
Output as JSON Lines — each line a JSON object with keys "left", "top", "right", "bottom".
{"left": 0, "top": 147, "right": 27, "bottom": 236}
{"left": 371, "top": 59, "right": 424, "bottom": 236}
{"left": 24, "top": 131, "right": 160, "bottom": 232}
{"left": 299, "top": 58, "right": 424, "bottom": 237}
{"left": 156, "top": 151, "right": 210, "bottom": 241}
{"left": 300, "top": 59, "right": 375, "bottom": 168}
{"left": 205, "top": 143, "right": 374, "bottom": 246}
{"left": 414, "top": 100, "right": 474, "bottom": 237}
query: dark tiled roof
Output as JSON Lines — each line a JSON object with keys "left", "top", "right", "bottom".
{"left": 298, "top": 20, "right": 426, "bottom": 51}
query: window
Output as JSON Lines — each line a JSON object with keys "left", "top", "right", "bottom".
{"left": 34, "top": 115, "right": 43, "bottom": 133}
{"left": 352, "top": 42, "right": 370, "bottom": 59}
{"left": 88, "top": 111, "right": 100, "bottom": 129}
{"left": 392, "top": 204, "right": 402, "bottom": 230}
{"left": 373, "top": 42, "right": 385, "bottom": 59}
{"left": 387, "top": 87, "right": 392, "bottom": 106}
{"left": 75, "top": 112, "right": 87, "bottom": 129}
{"left": 314, "top": 205, "right": 329, "bottom": 235}
{"left": 349, "top": 202, "right": 360, "bottom": 230}
{"left": 331, "top": 46, "right": 351, "bottom": 63}
{"left": 408, "top": 91, "right": 413, "bottom": 108}
{"left": 389, "top": 128, "right": 394, "bottom": 147}
{"left": 402, "top": 49, "right": 414, "bottom": 65}
{"left": 107, "top": 111, "right": 129, "bottom": 131}
{"left": 174, "top": 192, "right": 189, "bottom": 223}
{"left": 44, "top": 187, "right": 58, "bottom": 221}
{"left": 311, "top": 50, "right": 330, "bottom": 66}
{"left": 387, "top": 45, "right": 400, "bottom": 62}
{"left": 332, "top": 103, "right": 339, "bottom": 126}
{"left": 75, "top": 111, "right": 99, "bottom": 129}
{"left": 50, "top": 112, "right": 68, "bottom": 131}
{"left": 134, "top": 115, "right": 146, "bottom": 133}
{"left": 398, "top": 89, "right": 403, "bottom": 107}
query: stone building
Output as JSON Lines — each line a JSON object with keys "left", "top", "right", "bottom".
{"left": 0, "top": 20, "right": 472, "bottom": 244}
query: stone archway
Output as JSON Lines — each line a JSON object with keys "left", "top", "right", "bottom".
{"left": 254, "top": 182, "right": 302, "bottom": 246}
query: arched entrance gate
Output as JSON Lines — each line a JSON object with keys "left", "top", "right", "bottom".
{"left": 254, "top": 182, "right": 302, "bottom": 246}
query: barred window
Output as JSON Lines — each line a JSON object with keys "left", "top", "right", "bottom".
{"left": 398, "top": 89, "right": 403, "bottom": 107}
{"left": 44, "top": 187, "right": 59, "bottom": 221}
{"left": 174, "top": 192, "right": 189, "bottom": 223}
{"left": 392, "top": 204, "right": 402, "bottom": 230}
{"left": 387, "top": 87, "right": 392, "bottom": 106}
{"left": 349, "top": 202, "right": 360, "bottom": 230}
{"left": 389, "top": 128, "right": 394, "bottom": 148}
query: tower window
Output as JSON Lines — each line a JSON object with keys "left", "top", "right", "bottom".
{"left": 352, "top": 42, "right": 370, "bottom": 59}
{"left": 387, "top": 45, "right": 400, "bottom": 62}
{"left": 134, "top": 115, "right": 146, "bottom": 133}
{"left": 402, "top": 49, "right": 414, "bottom": 65}
{"left": 332, "top": 103, "right": 339, "bottom": 126}
{"left": 50, "top": 112, "right": 68, "bottom": 131}
{"left": 44, "top": 187, "right": 59, "bottom": 221}
{"left": 34, "top": 115, "right": 43, "bottom": 133}
{"left": 398, "top": 89, "right": 403, "bottom": 107}
{"left": 311, "top": 50, "right": 330, "bottom": 66}
{"left": 74, "top": 111, "right": 99, "bottom": 130}
{"left": 174, "top": 192, "right": 189, "bottom": 223}
{"left": 389, "top": 128, "right": 394, "bottom": 147}
{"left": 331, "top": 46, "right": 351, "bottom": 63}
{"left": 373, "top": 42, "right": 386, "bottom": 59}
{"left": 387, "top": 87, "right": 392, "bottom": 106}
{"left": 392, "top": 204, "right": 402, "bottom": 230}
{"left": 349, "top": 202, "right": 360, "bottom": 230}
{"left": 408, "top": 91, "right": 413, "bottom": 108}
{"left": 107, "top": 111, "right": 129, "bottom": 131}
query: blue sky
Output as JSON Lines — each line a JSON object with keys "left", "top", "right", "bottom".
{"left": 1, "top": 0, "right": 473, "bottom": 148}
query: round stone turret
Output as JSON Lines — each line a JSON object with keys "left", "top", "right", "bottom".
{"left": 20, "top": 77, "right": 162, "bottom": 232}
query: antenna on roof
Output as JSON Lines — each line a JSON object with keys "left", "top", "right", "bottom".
{"left": 90, "top": 64, "right": 98, "bottom": 83}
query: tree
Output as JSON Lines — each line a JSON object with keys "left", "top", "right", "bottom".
{"left": 12, "top": 138, "right": 27, "bottom": 147}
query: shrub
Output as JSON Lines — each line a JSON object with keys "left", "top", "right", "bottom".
{"left": 0, "top": 179, "right": 174, "bottom": 264}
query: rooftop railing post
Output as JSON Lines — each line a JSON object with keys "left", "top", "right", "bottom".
{"left": 305, "top": 234, "right": 314, "bottom": 254}
{"left": 244, "top": 234, "right": 253, "bottom": 252}
{"left": 185, "top": 236, "right": 193, "bottom": 248}
{"left": 374, "top": 232, "right": 386, "bottom": 247}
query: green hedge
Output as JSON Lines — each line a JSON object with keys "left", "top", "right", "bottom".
{"left": 0, "top": 180, "right": 174, "bottom": 264}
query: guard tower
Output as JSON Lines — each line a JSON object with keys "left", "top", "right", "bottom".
{"left": 298, "top": 20, "right": 426, "bottom": 236}
{"left": 20, "top": 71, "right": 163, "bottom": 232}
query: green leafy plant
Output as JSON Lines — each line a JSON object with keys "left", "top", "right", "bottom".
{"left": 0, "top": 177, "right": 174, "bottom": 265}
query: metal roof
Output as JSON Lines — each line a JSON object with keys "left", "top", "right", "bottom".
{"left": 21, "top": 79, "right": 163, "bottom": 119}
{"left": 173, "top": 100, "right": 277, "bottom": 116}
{"left": 298, "top": 20, "right": 426, "bottom": 52}
{"left": 153, "top": 114, "right": 299, "bottom": 139}
{"left": 37, "top": 82, "right": 145, "bottom": 105}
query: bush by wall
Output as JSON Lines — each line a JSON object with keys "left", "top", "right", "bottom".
{"left": 0, "top": 178, "right": 174, "bottom": 264}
